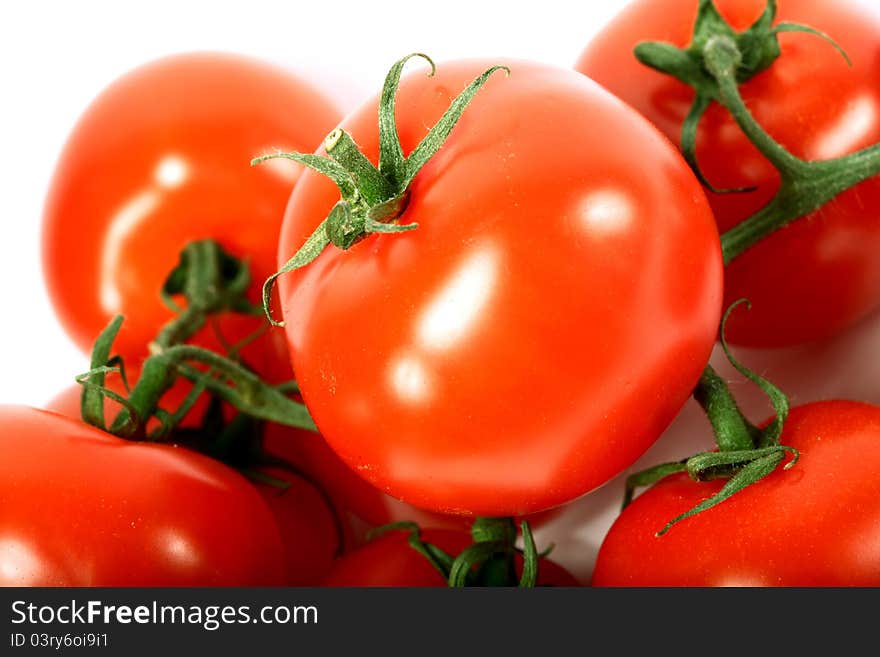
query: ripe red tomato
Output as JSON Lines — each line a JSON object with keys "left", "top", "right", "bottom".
{"left": 261, "top": 422, "right": 473, "bottom": 547}
{"left": 275, "top": 58, "right": 722, "bottom": 517}
{"left": 323, "top": 528, "right": 579, "bottom": 587}
{"left": 576, "top": 0, "right": 880, "bottom": 347}
{"left": 252, "top": 466, "right": 340, "bottom": 586}
{"left": 42, "top": 51, "right": 341, "bottom": 379}
{"left": 0, "top": 405, "right": 286, "bottom": 586}
{"left": 592, "top": 400, "right": 880, "bottom": 586}
{"left": 45, "top": 382, "right": 341, "bottom": 586}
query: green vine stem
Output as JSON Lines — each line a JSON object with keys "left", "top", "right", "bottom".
{"left": 78, "top": 239, "right": 316, "bottom": 440}
{"left": 253, "top": 53, "right": 509, "bottom": 326}
{"left": 369, "top": 517, "right": 543, "bottom": 587}
{"left": 634, "top": 0, "right": 880, "bottom": 264}
{"left": 623, "top": 302, "right": 798, "bottom": 535}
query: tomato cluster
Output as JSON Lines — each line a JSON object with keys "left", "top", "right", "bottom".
{"left": 4, "top": 0, "right": 880, "bottom": 587}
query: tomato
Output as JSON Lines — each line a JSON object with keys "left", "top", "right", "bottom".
{"left": 262, "top": 422, "right": 472, "bottom": 547}
{"left": 576, "top": 0, "right": 880, "bottom": 347}
{"left": 323, "top": 528, "right": 579, "bottom": 587}
{"left": 42, "top": 51, "right": 341, "bottom": 380}
{"left": 252, "top": 466, "right": 340, "bottom": 586}
{"left": 45, "top": 382, "right": 341, "bottom": 586}
{"left": 0, "top": 405, "right": 286, "bottom": 586}
{"left": 592, "top": 400, "right": 880, "bottom": 586}
{"left": 275, "top": 58, "right": 722, "bottom": 517}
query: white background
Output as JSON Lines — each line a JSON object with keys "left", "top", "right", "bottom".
{"left": 2, "top": 0, "right": 880, "bottom": 584}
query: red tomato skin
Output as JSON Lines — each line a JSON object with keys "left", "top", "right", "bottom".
{"left": 46, "top": 380, "right": 475, "bottom": 560}
{"left": 45, "top": 384, "right": 343, "bottom": 586}
{"left": 576, "top": 0, "right": 880, "bottom": 347}
{"left": 592, "top": 400, "right": 880, "bottom": 587}
{"left": 276, "top": 59, "right": 722, "bottom": 517}
{"left": 323, "top": 528, "right": 579, "bottom": 587}
{"left": 0, "top": 406, "right": 286, "bottom": 586}
{"left": 253, "top": 466, "right": 341, "bottom": 586}
{"left": 41, "top": 51, "right": 340, "bottom": 380}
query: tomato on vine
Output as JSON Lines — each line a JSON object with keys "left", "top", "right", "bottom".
{"left": 576, "top": 0, "right": 880, "bottom": 347}
{"left": 260, "top": 53, "right": 723, "bottom": 518}
{"left": 25, "top": 240, "right": 336, "bottom": 586}
{"left": 0, "top": 405, "right": 287, "bottom": 586}
{"left": 592, "top": 400, "right": 880, "bottom": 586}
{"left": 323, "top": 520, "right": 579, "bottom": 587}
{"left": 46, "top": 378, "right": 342, "bottom": 586}
{"left": 42, "top": 51, "right": 340, "bottom": 380}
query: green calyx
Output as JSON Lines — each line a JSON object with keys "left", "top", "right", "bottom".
{"left": 77, "top": 239, "right": 316, "bottom": 441}
{"left": 624, "top": 301, "right": 798, "bottom": 535}
{"left": 253, "top": 52, "right": 509, "bottom": 327}
{"left": 368, "top": 517, "right": 546, "bottom": 587}
{"left": 635, "top": 0, "right": 851, "bottom": 195}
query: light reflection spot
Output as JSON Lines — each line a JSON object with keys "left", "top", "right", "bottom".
{"left": 812, "top": 95, "right": 878, "bottom": 160}
{"left": 154, "top": 155, "right": 189, "bottom": 188}
{"left": 0, "top": 538, "right": 42, "bottom": 583}
{"left": 390, "top": 355, "right": 431, "bottom": 404}
{"left": 100, "top": 191, "right": 159, "bottom": 312}
{"left": 417, "top": 248, "right": 498, "bottom": 351}
{"left": 580, "top": 190, "right": 633, "bottom": 234}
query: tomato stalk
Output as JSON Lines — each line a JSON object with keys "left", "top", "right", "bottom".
{"left": 624, "top": 303, "right": 798, "bottom": 535}
{"left": 634, "top": 0, "right": 848, "bottom": 192}
{"left": 77, "top": 240, "right": 315, "bottom": 440}
{"left": 618, "top": 0, "right": 880, "bottom": 532}
{"left": 635, "top": 0, "right": 880, "bottom": 263}
{"left": 702, "top": 36, "right": 880, "bottom": 263}
{"left": 253, "top": 53, "right": 509, "bottom": 326}
{"left": 75, "top": 240, "right": 348, "bottom": 555}
{"left": 370, "top": 517, "right": 543, "bottom": 587}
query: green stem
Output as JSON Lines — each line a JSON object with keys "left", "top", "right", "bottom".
{"left": 622, "top": 302, "right": 795, "bottom": 531}
{"left": 700, "top": 35, "right": 880, "bottom": 264}
{"left": 108, "top": 355, "right": 177, "bottom": 439}
{"left": 256, "top": 53, "right": 508, "bottom": 326}
{"left": 325, "top": 129, "right": 393, "bottom": 205}
{"left": 636, "top": 2, "right": 877, "bottom": 265}
{"left": 82, "top": 240, "right": 317, "bottom": 439}
{"left": 692, "top": 364, "right": 756, "bottom": 452}
{"left": 155, "top": 240, "right": 253, "bottom": 350}
{"left": 703, "top": 36, "right": 806, "bottom": 179}
{"left": 471, "top": 516, "right": 517, "bottom": 544}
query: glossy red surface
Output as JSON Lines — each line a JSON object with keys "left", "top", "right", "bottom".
{"left": 0, "top": 405, "right": 286, "bottom": 586}
{"left": 276, "top": 59, "right": 722, "bottom": 517}
{"left": 593, "top": 400, "right": 880, "bottom": 586}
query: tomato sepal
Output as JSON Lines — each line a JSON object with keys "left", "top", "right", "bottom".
{"left": 254, "top": 53, "right": 509, "bottom": 326}
{"left": 624, "top": 302, "right": 798, "bottom": 534}
{"left": 635, "top": 0, "right": 846, "bottom": 193}
{"left": 367, "top": 517, "right": 545, "bottom": 587}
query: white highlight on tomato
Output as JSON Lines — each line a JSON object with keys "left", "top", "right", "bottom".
{"left": 99, "top": 191, "right": 159, "bottom": 312}
{"left": 154, "top": 154, "right": 189, "bottom": 188}
{"left": 0, "top": 537, "right": 46, "bottom": 585}
{"left": 159, "top": 529, "right": 201, "bottom": 569}
{"left": 99, "top": 155, "right": 191, "bottom": 312}
{"left": 389, "top": 354, "right": 432, "bottom": 404}
{"left": 417, "top": 247, "right": 499, "bottom": 351}
{"left": 812, "top": 94, "right": 878, "bottom": 160}
{"left": 579, "top": 189, "right": 633, "bottom": 234}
